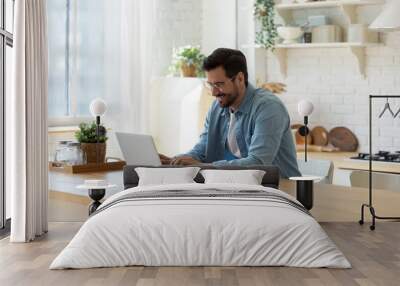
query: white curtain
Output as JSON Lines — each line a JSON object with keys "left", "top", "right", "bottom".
{"left": 104, "top": 0, "right": 155, "bottom": 134}
{"left": 67, "top": 0, "right": 156, "bottom": 157}
{"left": 9, "top": 0, "right": 48, "bottom": 242}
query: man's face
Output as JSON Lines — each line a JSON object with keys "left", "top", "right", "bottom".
{"left": 205, "top": 66, "right": 239, "bottom": 108}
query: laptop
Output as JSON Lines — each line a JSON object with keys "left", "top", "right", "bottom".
{"left": 116, "top": 132, "right": 162, "bottom": 166}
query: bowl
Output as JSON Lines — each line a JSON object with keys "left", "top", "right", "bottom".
{"left": 277, "top": 26, "right": 304, "bottom": 44}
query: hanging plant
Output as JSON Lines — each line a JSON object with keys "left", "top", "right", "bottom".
{"left": 254, "top": 0, "right": 278, "bottom": 51}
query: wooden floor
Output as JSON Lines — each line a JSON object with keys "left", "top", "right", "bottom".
{"left": 1, "top": 222, "right": 400, "bottom": 286}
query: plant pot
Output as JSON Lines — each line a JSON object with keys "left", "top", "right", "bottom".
{"left": 180, "top": 64, "right": 197, "bottom": 77}
{"left": 257, "top": 9, "right": 267, "bottom": 17}
{"left": 81, "top": 143, "right": 106, "bottom": 164}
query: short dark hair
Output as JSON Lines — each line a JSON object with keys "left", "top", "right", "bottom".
{"left": 202, "top": 48, "right": 248, "bottom": 87}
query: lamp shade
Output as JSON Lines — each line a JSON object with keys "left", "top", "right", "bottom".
{"left": 369, "top": 0, "right": 400, "bottom": 31}
{"left": 89, "top": 98, "right": 107, "bottom": 117}
{"left": 298, "top": 100, "right": 314, "bottom": 117}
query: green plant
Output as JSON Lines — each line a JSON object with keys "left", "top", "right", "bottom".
{"left": 169, "top": 45, "right": 205, "bottom": 77}
{"left": 254, "top": 0, "right": 278, "bottom": 50}
{"left": 75, "top": 122, "right": 108, "bottom": 143}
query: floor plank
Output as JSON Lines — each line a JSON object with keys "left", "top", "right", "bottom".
{"left": 0, "top": 222, "right": 399, "bottom": 286}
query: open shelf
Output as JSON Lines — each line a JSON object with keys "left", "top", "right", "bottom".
{"left": 241, "top": 42, "right": 382, "bottom": 78}
{"left": 246, "top": 0, "right": 385, "bottom": 79}
{"left": 276, "top": 0, "right": 384, "bottom": 10}
{"left": 276, "top": 0, "right": 384, "bottom": 25}
{"left": 275, "top": 42, "right": 379, "bottom": 48}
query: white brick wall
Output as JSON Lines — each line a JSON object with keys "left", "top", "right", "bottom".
{"left": 265, "top": 32, "right": 400, "bottom": 153}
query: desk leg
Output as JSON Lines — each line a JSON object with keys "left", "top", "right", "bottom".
{"left": 296, "top": 181, "right": 314, "bottom": 210}
{"left": 88, "top": 189, "right": 105, "bottom": 215}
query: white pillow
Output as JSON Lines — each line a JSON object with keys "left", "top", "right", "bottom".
{"left": 200, "top": 169, "right": 266, "bottom": 185}
{"left": 135, "top": 167, "right": 201, "bottom": 186}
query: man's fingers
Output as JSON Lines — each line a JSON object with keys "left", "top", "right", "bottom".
{"left": 171, "top": 157, "right": 193, "bottom": 166}
{"left": 171, "top": 158, "right": 182, "bottom": 165}
{"left": 161, "top": 159, "right": 171, "bottom": 165}
{"left": 159, "top": 153, "right": 170, "bottom": 160}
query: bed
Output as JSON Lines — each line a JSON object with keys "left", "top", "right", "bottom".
{"left": 50, "top": 165, "right": 350, "bottom": 269}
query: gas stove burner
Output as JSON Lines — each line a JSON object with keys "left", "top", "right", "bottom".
{"left": 354, "top": 153, "right": 369, "bottom": 159}
{"left": 351, "top": 151, "right": 400, "bottom": 163}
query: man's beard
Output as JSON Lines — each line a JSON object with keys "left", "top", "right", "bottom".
{"left": 216, "top": 90, "right": 239, "bottom": 108}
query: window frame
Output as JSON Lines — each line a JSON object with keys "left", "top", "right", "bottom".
{"left": 48, "top": 0, "right": 92, "bottom": 126}
{"left": 1, "top": 0, "right": 14, "bottom": 233}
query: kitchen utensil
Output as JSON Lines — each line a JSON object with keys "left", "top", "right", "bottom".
{"left": 291, "top": 123, "right": 303, "bottom": 130}
{"left": 308, "top": 15, "right": 329, "bottom": 27}
{"left": 296, "top": 144, "right": 339, "bottom": 152}
{"left": 311, "top": 126, "right": 329, "bottom": 146}
{"left": 328, "top": 127, "right": 358, "bottom": 152}
{"left": 378, "top": 98, "right": 395, "bottom": 118}
{"left": 277, "top": 26, "right": 304, "bottom": 44}
{"left": 304, "top": 32, "right": 312, "bottom": 43}
{"left": 295, "top": 129, "right": 312, "bottom": 145}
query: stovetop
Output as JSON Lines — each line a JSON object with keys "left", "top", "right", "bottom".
{"left": 350, "top": 151, "right": 400, "bottom": 163}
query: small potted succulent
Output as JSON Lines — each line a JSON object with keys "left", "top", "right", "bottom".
{"left": 75, "top": 122, "right": 108, "bottom": 164}
{"left": 170, "top": 45, "right": 205, "bottom": 77}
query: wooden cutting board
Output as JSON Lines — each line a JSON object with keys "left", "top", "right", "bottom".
{"left": 311, "top": 126, "right": 329, "bottom": 146}
{"left": 328, "top": 127, "right": 358, "bottom": 152}
{"left": 291, "top": 124, "right": 303, "bottom": 130}
{"left": 295, "top": 129, "right": 312, "bottom": 145}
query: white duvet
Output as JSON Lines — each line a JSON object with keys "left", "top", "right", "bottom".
{"left": 50, "top": 183, "right": 351, "bottom": 269}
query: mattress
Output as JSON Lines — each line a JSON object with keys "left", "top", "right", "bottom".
{"left": 50, "top": 183, "right": 351, "bottom": 269}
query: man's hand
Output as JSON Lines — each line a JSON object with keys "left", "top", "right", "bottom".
{"left": 261, "top": 82, "right": 286, "bottom": 94}
{"left": 170, "top": 156, "right": 202, "bottom": 166}
{"left": 159, "top": 154, "right": 172, "bottom": 165}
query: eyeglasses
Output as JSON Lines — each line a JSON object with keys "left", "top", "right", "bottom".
{"left": 203, "top": 75, "right": 237, "bottom": 92}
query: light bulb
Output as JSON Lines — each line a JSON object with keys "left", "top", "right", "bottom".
{"left": 89, "top": 98, "right": 107, "bottom": 117}
{"left": 298, "top": 100, "right": 314, "bottom": 117}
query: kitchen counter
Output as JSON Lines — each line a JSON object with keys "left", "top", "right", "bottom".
{"left": 280, "top": 179, "right": 400, "bottom": 222}
{"left": 297, "top": 151, "right": 400, "bottom": 175}
{"left": 49, "top": 169, "right": 400, "bottom": 222}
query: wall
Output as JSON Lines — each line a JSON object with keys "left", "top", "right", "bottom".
{"left": 202, "top": 0, "right": 237, "bottom": 54}
{"left": 262, "top": 7, "right": 400, "bottom": 153}
{"left": 153, "top": 0, "right": 203, "bottom": 75}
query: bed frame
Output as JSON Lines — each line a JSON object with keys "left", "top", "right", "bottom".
{"left": 123, "top": 165, "right": 280, "bottom": 189}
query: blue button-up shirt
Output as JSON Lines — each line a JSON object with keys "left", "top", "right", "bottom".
{"left": 183, "top": 83, "right": 301, "bottom": 178}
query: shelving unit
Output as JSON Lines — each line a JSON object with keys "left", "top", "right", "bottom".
{"left": 276, "top": 0, "right": 384, "bottom": 10}
{"left": 245, "top": 0, "right": 385, "bottom": 78}
{"left": 272, "top": 42, "right": 380, "bottom": 77}
{"left": 276, "top": 0, "right": 384, "bottom": 25}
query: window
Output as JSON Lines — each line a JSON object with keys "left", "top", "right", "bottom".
{"left": 1, "top": 0, "right": 14, "bottom": 232}
{"left": 48, "top": 0, "right": 105, "bottom": 120}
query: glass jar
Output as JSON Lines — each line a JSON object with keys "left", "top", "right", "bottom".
{"left": 54, "top": 140, "right": 72, "bottom": 164}
{"left": 66, "top": 142, "right": 86, "bottom": 166}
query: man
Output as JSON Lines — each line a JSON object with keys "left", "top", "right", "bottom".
{"left": 161, "top": 48, "right": 301, "bottom": 178}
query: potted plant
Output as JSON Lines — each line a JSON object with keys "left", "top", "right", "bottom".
{"left": 75, "top": 122, "right": 108, "bottom": 164}
{"left": 170, "top": 45, "right": 205, "bottom": 77}
{"left": 254, "top": 0, "right": 278, "bottom": 50}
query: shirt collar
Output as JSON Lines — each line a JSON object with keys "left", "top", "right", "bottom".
{"left": 221, "top": 83, "right": 255, "bottom": 116}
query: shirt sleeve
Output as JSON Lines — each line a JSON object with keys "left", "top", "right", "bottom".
{"left": 213, "top": 102, "right": 288, "bottom": 166}
{"left": 177, "top": 107, "right": 211, "bottom": 162}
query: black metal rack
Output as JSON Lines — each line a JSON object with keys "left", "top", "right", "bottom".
{"left": 359, "top": 95, "right": 400, "bottom": 230}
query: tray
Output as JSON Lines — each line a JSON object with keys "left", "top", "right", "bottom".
{"left": 49, "top": 160, "right": 126, "bottom": 174}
